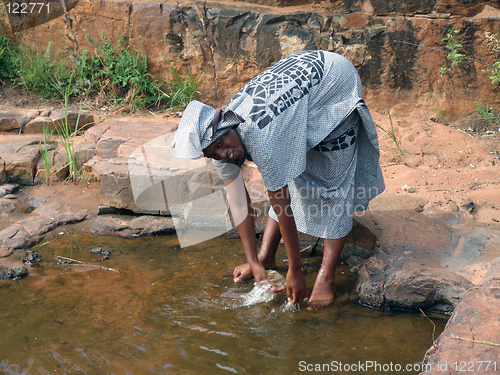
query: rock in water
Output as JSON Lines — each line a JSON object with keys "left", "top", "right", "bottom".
{"left": 239, "top": 270, "right": 286, "bottom": 307}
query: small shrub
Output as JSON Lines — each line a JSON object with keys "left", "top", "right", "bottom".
{"left": 16, "top": 42, "right": 72, "bottom": 97}
{"left": 439, "top": 29, "right": 466, "bottom": 77}
{"left": 1, "top": 31, "right": 201, "bottom": 111}
{"left": 0, "top": 36, "right": 18, "bottom": 81}
{"left": 71, "top": 33, "right": 170, "bottom": 109}
{"left": 483, "top": 32, "right": 500, "bottom": 85}
{"left": 439, "top": 29, "right": 500, "bottom": 86}
{"left": 476, "top": 100, "right": 500, "bottom": 126}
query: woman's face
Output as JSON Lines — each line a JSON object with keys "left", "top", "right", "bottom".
{"left": 203, "top": 129, "right": 245, "bottom": 161}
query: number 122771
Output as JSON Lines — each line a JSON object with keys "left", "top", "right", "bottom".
{"left": 6, "top": 2, "right": 50, "bottom": 14}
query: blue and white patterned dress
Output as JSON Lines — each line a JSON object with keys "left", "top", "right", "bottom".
{"left": 213, "top": 50, "right": 385, "bottom": 239}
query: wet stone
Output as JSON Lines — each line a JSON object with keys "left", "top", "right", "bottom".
{"left": 0, "top": 268, "right": 12, "bottom": 280}
{"left": 460, "top": 198, "right": 474, "bottom": 213}
{"left": 0, "top": 267, "right": 28, "bottom": 280}
{"left": 90, "top": 247, "right": 111, "bottom": 261}
{"left": 0, "top": 199, "right": 17, "bottom": 216}
{"left": 13, "top": 267, "right": 28, "bottom": 279}
{"left": 22, "top": 250, "right": 41, "bottom": 266}
{"left": 0, "top": 183, "right": 18, "bottom": 198}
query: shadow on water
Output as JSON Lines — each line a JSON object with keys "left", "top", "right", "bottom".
{"left": 0, "top": 224, "right": 447, "bottom": 374}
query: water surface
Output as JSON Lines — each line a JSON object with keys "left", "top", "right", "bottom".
{"left": 0, "top": 224, "right": 446, "bottom": 374}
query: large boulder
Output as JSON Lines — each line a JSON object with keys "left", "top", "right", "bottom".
{"left": 353, "top": 194, "right": 500, "bottom": 314}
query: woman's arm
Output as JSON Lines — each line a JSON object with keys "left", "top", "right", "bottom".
{"left": 223, "top": 173, "right": 267, "bottom": 283}
{"left": 268, "top": 186, "right": 307, "bottom": 304}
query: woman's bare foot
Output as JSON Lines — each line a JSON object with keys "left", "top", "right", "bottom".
{"left": 307, "top": 270, "right": 336, "bottom": 310}
{"left": 233, "top": 259, "right": 276, "bottom": 283}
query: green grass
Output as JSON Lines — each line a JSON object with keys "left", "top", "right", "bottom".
{"left": 1, "top": 32, "right": 202, "bottom": 111}
{"left": 15, "top": 42, "right": 72, "bottom": 98}
{"left": 165, "top": 65, "right": 203, "bottom": 109}
{"left": 72, "top": 33, "right": 171, "bottom": 109}
{"left": 375, "top": 110, "right": 411, "bottom": 157}
{"left": 53, "top": 83, "right": 87, "bottom": 183}
{"left": 38, "top": 125, "right": 54, "bottom": 185}
{"left": 476, "top": 100, "right": 500, "bottom": 126}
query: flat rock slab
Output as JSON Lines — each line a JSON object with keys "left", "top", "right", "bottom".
{"left": 0, "top": 202, "right": 89, "bottom": 257}
{"left": 91, "top": 215, "right": 176, "bottom": 237}
{"left": 0, "top": 107, "right": 40, "bottom": 132}
{"left": 354, "top": 194, "right": 500, "bottom": 314}
{"left": 84, "top": 117, "right": 237, "bottom": 220}
{"left": 22, "top": 110, "right": 95, "bottom": 134}
{"left": 84, "top": 117, "right": 179, "bottom": 213}
{"left": 90, "top": 117, "right": 178, "bottom": 158}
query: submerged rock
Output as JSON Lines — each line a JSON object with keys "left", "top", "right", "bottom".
{"left": 0, "top": 266, "right": 28, "bottom": 280}
{"left": 90, "top": 247, "right": 111, "bottom": 261}
{"left": 22, "top": 250, "right": 41, "bottom": 266}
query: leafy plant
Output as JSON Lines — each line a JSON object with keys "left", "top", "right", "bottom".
{"left": 483, "top": 32, "right": 500, "bottom": 85}
{"left": 1, "top": 31, "right": 201, "bottom": 111}
{"left": 439, "top": 29, "right": 466, "bottom": 77}
{"left": 438, "top": 29, "right": 500, "bottom": 86}
{"left": 375, "top": 110, "right": 411, "bottom": 157}
{"left": 476, "top": 100, "right": 500, "bottom": 126}
{"left": 0, "top": 36, "right": 18, "bottom": 81}
{"left": 71, "top": 32, "right": 170, "bottom": 109}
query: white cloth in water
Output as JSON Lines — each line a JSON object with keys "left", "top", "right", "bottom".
{"left": 239, "top": 270, "right": 286, "bottom": 307}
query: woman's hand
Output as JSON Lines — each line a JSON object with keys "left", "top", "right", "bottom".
{"left": 250, "top": 262, "right": 268, "bottom": 284}
{"left": 268, "top": 185, "right": 306, "bottom": 303}
{"left": 286, "top": 267, "right": 307, "bottom": 304}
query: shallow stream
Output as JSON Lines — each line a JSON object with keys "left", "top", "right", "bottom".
{"left": 0, "top": 223, "right": 446, "bottom": 374}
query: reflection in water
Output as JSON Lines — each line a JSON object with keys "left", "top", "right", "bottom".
{"left": 0, "top": 226, "right": 447, "bottom": 374}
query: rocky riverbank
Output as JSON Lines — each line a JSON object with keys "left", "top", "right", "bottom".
{"left": 1, "top": 105, "right": 500, "bottom": 372}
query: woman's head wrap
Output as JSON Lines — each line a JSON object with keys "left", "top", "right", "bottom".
{"left": 171, "top": 100, "right": 244, "bottom": 159}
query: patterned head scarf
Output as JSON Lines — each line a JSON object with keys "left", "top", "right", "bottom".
{"left": 171, "top": 100, "right": 244, "bottom": 159}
